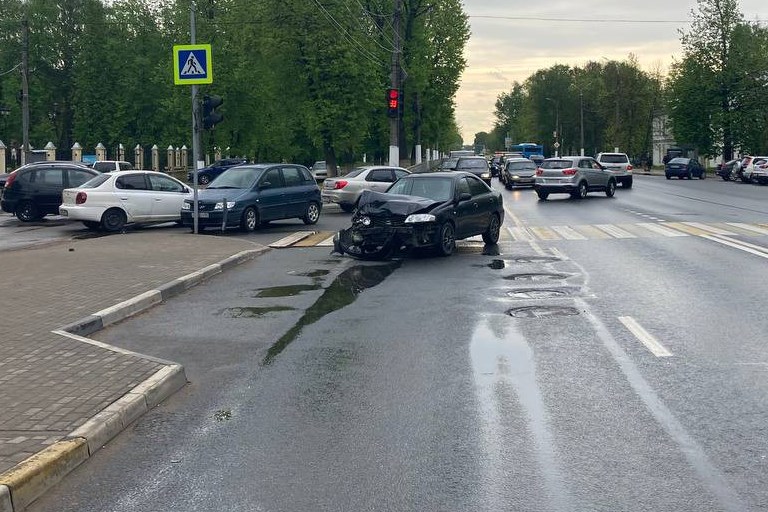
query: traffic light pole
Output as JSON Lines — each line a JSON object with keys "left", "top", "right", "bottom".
{"left": 190, "top": 2, "right": 201, "bottom": 234}
{"left": 388, "top": 0, "right": 401, "bottom": 167}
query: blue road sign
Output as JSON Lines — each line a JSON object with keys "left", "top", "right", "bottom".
{"left": 173, "top": 44, "right": 213, "bottom": 85}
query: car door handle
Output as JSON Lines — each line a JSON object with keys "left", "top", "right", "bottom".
{"left": 119, "top": 197, "right": 128, "bottom": 200}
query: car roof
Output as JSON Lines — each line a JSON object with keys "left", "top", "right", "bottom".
{"left": 406, "top": 171, "right": 473, "bottom": 179}
{"left": 505, "top": 158, "right": 534, "bottom": 163}
{"left": 355, "top": 165, "right": 409, "bottom": 171}
{"left": 597, "top": 152, "right": 628, "bottom": 156}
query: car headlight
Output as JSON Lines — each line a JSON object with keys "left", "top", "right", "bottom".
{"left": 481, "top": 173, "right": 491, "bottom": 179}
{"left": 512, "top": 175, "right": 520, "bottom": 180}
{"left": 360, "top": 216, "right": 371, "bottom": 226}
{"left": 214, "top": 201, "right": 236, "bottom": 210}
{"left": 181, "top": 202, "right": 191, "bottom": 210}
{"left": 405, "top": 213, "right": 436, "bottom": 223}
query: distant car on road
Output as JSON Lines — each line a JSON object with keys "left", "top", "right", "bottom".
{"left": 665, "top": 157, "right": 706, "bottom": 180}
{"left": 596, "top": 152, "right": 633, "bottom": 188}
{"left": 534, "top": 156, "right": 617, "bottom": 200}
{"left": 500, "top": 158, "right": 537, "bottom": 189}
{"left": 187, "top": 158, "right": 247, "bottom": 185}
{"left": 90, "top": 160, "right": 134, "bottom": 173}
{"left": 438, "top": 157, "right": 459, "bottom": 171}
{"left": 180, "top": 163, "right": 321, "bottom": 232}
{"left": 310, "top": 161, "right": 329, "bottom": 182}
{"left": 59, "top": 170, "right": 192, "bottom": 232}
{"left": 322, "top": 165, "right": 410, "bottom": 212}
{"left": 1, "top": 162, "right": 98, "bottom": 221}
{"left": 455, "top": 156, "right": 492, "bottom": 185}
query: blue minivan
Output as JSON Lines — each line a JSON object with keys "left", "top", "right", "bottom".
{"left": 180, "top": 163, "right": 322, "bottom": 231}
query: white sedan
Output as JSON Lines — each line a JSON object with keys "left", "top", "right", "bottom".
{"left": 59, "top": 170, "right": 192, "bottom": 232}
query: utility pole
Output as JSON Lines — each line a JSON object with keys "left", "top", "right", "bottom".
{"left": 579, "top": 91, "right": 584, "bottom": 157}
{"left": 21, "top": 18, "right": 30, "bottom": 165}
{"left": 190, "top": 1, "right": 201, "bottom": 234}
{"left": 388, "top": 0, "right": 401, "bottom": 167}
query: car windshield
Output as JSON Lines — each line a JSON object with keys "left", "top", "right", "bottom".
{"left": 600, "top": 154, "right": 629, "bottom": 164}
{"left": 208, "top": 167, "right": 262, "bottom": 189}
{"left": 541, "top": 159, "right": 573, "bottom": 169}
{"left": 313, "top": 162, "right": 327, "bottom": 170}
{"left": 387, "top": 177, "right": 453, "bottom": 202}
{"left": 669, "top": 158, "right": 689, "bottom": 164}
{"left": 507, "top": 162, "right": 536, "bottom": 170}
{"left": 441, "top": 158, "right": 459, "bottom": 169}
{"left": 456, "top": 158, "right": 487, "bottom": 170}
{"left": 79, "top": 174, "right": 111, "bottom": 188}
{"left": 345, "top": 168, "right": 366, "bottom": 178}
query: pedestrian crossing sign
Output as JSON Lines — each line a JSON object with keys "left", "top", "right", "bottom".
{"left": 173, "top": 44, "right": 213, "bottom": 85}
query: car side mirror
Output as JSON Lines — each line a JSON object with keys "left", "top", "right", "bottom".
{"left": 458, "top": 192, "right": 472, "bottom": 202}
{"left": 260, "top": 181, "right": 272, "bottom": 189}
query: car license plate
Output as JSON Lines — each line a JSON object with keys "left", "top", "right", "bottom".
{"left": 198, "top": 212, "right": 209, "bottom": 218}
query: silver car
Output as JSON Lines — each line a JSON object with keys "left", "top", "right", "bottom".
{"left": 534, "top": 156, "right": 617, "bottom": 200}
{"left": 596, "top": 152, "right": 633, "bottom": 188}
{"left": 321, "top": 165, "right": 410, "bottom": 212}
{"left": 500, "top": 158, "right": 537, "bottom": 189}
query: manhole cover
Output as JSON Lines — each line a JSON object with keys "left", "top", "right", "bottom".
{"left": 506, "top": 288, "right": 571, "bottom": 299}
{"left": 507, "top": 306, "right": 580, "bottom": 318}
{"left": 504, "top": 273, "right": 569, "bottom": 281}
{"left": 511, "top": 256, "right": 561, "bottom": 263}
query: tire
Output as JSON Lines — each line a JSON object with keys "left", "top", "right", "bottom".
{"left": 687, "top": 172, "right": 693, "bottom": 180}
{"left": 82, "top": 221, "right": 101, "bottom": 231}
{"left": 666, "top": 174, "right": 671, "bottom": 180}
{"left": 699, "top": 171, "right": 706, "bottom": 179}
{"left": 240, "top": 206, "right": 258, "bottom": 232}
{"left": 302, "top": 201, "right": 320, "bottom": 225}
{"left": 340, "top": 203, "right": 355, "bottom": 213}
{"left": 15, "top": 201, "right": 41, "bottom": 222}
{"left": 742, "top": 174, "right": 752, "bottom": 184}
{"left": 571, "top": 181, "right": 587, "bottom": 199}
{"left": 482, "top": 214, "right": 501, "bottom": 244}
{"left": 199, "top": 174, "right": 210, "bottom": 185}
{"left": 623, "top": 178, "right": 633, "bottom": 188}
{"left": 436, "top": 222, "right": 455, "bottom": 257}
{"left": 100, "top": 208, "right": 126, "bottom": 232}
{"left": 605, "top": 179, "right": 616, "bottom": 198}
{"left": 536, "top": 190, "right": 549, "bottom": 200}
{"left": 504, "top": 180, "right": 513, "bottom": 190}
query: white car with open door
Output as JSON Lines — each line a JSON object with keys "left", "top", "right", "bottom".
{"left": 59, "top": 170, "right": 192, "bottom": 232}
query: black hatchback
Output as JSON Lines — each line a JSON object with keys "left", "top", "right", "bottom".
{"left": 665, "top": 158, "right": 706, "bottom": 180}
{"left": 1, "top": 162, "right": 99, "bottom": 221}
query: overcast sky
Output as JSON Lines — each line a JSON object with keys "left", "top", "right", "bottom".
{"left": 455, "top": 0, "right": 768, "bottom": 144}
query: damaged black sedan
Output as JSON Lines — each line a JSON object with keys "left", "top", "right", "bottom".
{"left": 334, "top": 171, "right": 504, "bottom": 259}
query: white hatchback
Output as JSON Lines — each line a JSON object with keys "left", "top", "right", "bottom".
{"left": 59, "top": 170, "right": 192, "bottom": 232}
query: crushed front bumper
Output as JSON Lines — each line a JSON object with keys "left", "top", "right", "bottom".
{"left": 335, "top": 223, "right": 440, "bottom": 258}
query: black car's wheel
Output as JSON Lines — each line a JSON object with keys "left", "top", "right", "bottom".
{"left": 82, "top": 221, "right": 101, "bottom": 231}
{"left": 482, "top": 214, "right": 501, "bottom": 244}
{"left": 722, "top": 174, "right": 730, "bottom": 181}
{"left": 536, "top": 190, "right": 549, "bottom": 200}
{"left": 240, "top": 206, "right": 259, "bottom": 232}
{"left": 199, "top": 174, "right": 211, "bottom": 185}
{"left": 666, "top": 174, "right": 671, "bottom": 180}
{"left": 302, "top": 201, "right": 320, "bottom": 225}
{"left": 741, "top": 174, "right": 752, "bottom": 183}
{"left": 340, "top": 203, "right": 355, "bottom": 213}
{"left": 605, "top": 179, "right": 616, "bottom": 197}
{"left": 504, "top": 179, "right": 513, "bottom": 190}
{"left": 436, "top": 222, "right": 455, "bottom": 257}
{"left": 15, "top": 201, "right": 41, "bottom": 222}
{"left": 101, "top": 208, "right": 126, "bottom": 232}
{"left": 699, "top": 171, "right": 706, "bottom": 179}
{"left": 687, "top": 171, "right": 693, "bottom": 179}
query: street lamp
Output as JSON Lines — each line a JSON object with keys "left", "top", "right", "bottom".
{"left": 545, "top": 97, "right": 560, "bottom": 157}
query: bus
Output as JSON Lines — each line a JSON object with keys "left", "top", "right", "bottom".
{"left": 510, "top": 143, "right": 544, "bottom": 159}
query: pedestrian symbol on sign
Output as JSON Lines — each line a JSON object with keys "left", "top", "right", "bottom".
{"left": 181, "top": 52, "right": 205, "bottom": 76}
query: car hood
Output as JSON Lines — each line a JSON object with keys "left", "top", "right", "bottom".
{"left": 192, "top": 187, "right": 250, "bottom": 201}
{"left": 357, "top": 190, "right": 442, "bottom": 217}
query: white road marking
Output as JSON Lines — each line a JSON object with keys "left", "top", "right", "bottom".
{"left": 636, "top": 222, "right": 688, "bottom": 237}
{"left": 725, "top": 222, "right": 768, "bottom": 236}
{"left": 701, "top": 234, "right": 768, "bottom": 259}
{"left": 550, "top": 225, "right": 587, "bottom": 240}
{"left": 269, "top": 231, "right": 315, "bottom": 248}
{"left": 594, "top": 224, "right": 636, "bottom": 239}
{"left": 618, "top": 316, "right": 673, "bottom": 357}
{"left": 682, "top": 222, "right": 735, "bottom": 236}
{"left": 317, "top": 235, "right": 335, "bottom": 247}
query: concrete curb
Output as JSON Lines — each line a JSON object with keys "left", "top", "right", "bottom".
{"left": 0, "top": 247, "right": 268, "bottom": 511}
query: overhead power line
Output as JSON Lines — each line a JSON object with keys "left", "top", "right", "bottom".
{"left": 469, "top": 14, "right": 768, "bottom": 24}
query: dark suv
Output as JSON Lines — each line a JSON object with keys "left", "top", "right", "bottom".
{"left": 187, "top": 158, "right": 248, "bottom": 185}
{"left": 1, "top": 162, "right": 99, "bottom": 221}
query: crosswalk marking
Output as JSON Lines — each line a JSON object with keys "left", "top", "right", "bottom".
{"left": 267, "top": 221, "right": 768, "bottom": 248}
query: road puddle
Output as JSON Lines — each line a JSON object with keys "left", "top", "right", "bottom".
{"left": 253, "top": 284, "right": 321, "bottom": 297}
{"left": 262, "top": 262, "right": 399, "bottom": 365}
{"left": 219, "top": 306, "right": 295, "bottom": 318}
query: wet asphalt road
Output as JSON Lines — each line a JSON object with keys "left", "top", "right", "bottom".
{"left": 26, "top": 174, "right": 768, "bottom": 511}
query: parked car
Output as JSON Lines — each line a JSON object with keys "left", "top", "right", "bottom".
{"left": 90, "top": 160, "right": 134, "bottom": 173}
{"left": 333, "top": 171, "right": 504, "bottom": 259}
{"left": 309, "top": 161, "right": 329, "bottom": 182}
{"left": 595, "top": 152, "right": 633, "bottom": 188}
{"left": 59, "top": 170, "right": 192, "bottom": 232}
{"left": 716, "top": 159, "right": 740, "bottom": 180}
{"left": 665, "top": 157, "right": 706, "bottom": 180}
{"left": 500, "top": 158, "right": 537, "bottom": 189}
{"left": 322, "top": 165, "right": 410, "bottom": 212}
{"left": 741, "top": 156, "right": 768, "bottom": 184}
{"left": 455, "top": 156, "right": 492, "bottom": 185}
{"left": 186, "top": 158, "right": 247, "bottom": 185}
{"left": 1, "top": 162, "right": 99, "bottom": 221}
{"left": 438, "top": 157, "right": 459, "bottom": 171}
{"left": 534, "top": 156, "right": 617, "bottom": 200}
{"left": 180, "top": 163, "right": 321, "bottom": 232}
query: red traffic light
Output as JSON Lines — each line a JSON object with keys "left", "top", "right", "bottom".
{"left": 387, "top": 88, "right": 400, "bottom": 117}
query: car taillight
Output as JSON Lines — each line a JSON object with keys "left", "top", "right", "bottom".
{"left": 334, "top": 180, "right": 348, "bottom": 189}
{"left": 626, "top": 164, "right": 633, "bottom": 171}
{"left": 535, "top": 168, "right": 543, "bottom": 176}
{"left": 4, "top": 172, "right": 16, "bottom": 188}
{"left": 76, "top": 192, "right": 87, "bottom": 204}
{"left": 562, "top": 168, "right": 577, "bottom": 176}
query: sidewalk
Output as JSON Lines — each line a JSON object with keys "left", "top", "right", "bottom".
{"left": 0, "top": 229, "right": 266, "bottom": 511}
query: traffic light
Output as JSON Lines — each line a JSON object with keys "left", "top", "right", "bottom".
{"left": 202, "top": 94, "right": 223, "bottom": 129}
{"left": 387, "top": 88, "right": 400, "bottom": 118}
